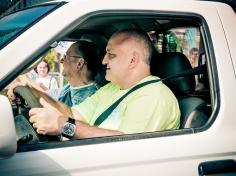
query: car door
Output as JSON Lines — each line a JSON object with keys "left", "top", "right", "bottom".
{"left": 0, "top": 0, "right": 236, "bottom": 175}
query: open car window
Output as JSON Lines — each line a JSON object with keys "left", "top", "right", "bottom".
{"left": 1, "top": 10, "right": 216, "bottom": 152}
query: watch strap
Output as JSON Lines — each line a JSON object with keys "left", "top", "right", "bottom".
{"left": 68, "top": 117, "right": 75, "bottom": 124}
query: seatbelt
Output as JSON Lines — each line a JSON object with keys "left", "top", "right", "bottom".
{"left": 94, "top": 79, "right": 161, "bottom": 126}
{"left": 94, "top": 64, "right": 206, "bottom": 126}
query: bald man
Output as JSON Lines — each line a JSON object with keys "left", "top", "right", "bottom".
{"left": 29, "top": 29, "right": 180, "bottom": 139}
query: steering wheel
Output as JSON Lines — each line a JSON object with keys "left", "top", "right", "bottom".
{"left": 14, "top": 86, "right": 42, "bottom": 108}
{"left": 13, "top": 86, "right": 58, "bottom": 144}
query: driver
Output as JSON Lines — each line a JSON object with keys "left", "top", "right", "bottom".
{"left": 7, "top": 40, "right": 101, "bottom": 107}
{"left": 29, "top": 29, "right": 180, "bottom": 138}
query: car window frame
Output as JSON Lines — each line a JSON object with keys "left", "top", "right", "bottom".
{"left": 5, "top": 10, "right": 219, "bottom": 153}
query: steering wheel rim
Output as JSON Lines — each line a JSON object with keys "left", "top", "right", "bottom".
{"left": 14, "top": 86, "right": 42, "bottom": 108}
{"left": 13, "top": 86, "right": 58, "bottom": 144}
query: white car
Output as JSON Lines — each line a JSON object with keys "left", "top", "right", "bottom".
{"left": 0, "top": 0, "right": 236, "bottom": 175}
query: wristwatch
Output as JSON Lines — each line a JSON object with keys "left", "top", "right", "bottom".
{"left": 61, "top": 117, "right": 76, "bottom": 139}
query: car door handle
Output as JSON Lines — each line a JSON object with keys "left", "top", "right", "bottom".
{"left": 198, "top": 159, "right": 236, "bottom": 175}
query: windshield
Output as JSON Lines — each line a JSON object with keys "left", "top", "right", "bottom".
{"left": 0, "top": 3, "right": 63, "bottom": 49}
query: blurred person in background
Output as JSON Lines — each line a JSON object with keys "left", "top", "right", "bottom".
{"left": 189, "top": 47, "right": 199, "bottom": 68}
{"left": 29, "top": 59, "right": 59, "bottom": 91}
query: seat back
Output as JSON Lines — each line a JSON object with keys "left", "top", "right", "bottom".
{"left": 151, "top": 52, "right": 196, "bottom": 98}
{"left": 178, "top": 97, "right": 209, "bottom": 128}
{"left": 151, "top": 52, "right": 209, "bottom": 128}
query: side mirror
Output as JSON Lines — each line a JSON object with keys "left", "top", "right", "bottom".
{"left": 0, "top": 95, "right": 17, "bottom": 159}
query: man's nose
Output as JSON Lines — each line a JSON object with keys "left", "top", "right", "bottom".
{"left": 102, "top": 54, "right": 108, "bottom": 65}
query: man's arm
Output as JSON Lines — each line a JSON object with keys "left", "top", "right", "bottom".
{"left": 7, "top": 74, "right": 45, "bottom": 100}
{"left": 72, "top": 112, "right": 123, "bottom": 138}
{"left": 18, "top": 74, "right": 45, "bottom": 92}
{"left": 74, "top": 120, "right": 123, "bottom": 138}
{"left": 29, "top": 98, "right": 123, "bottom": 138}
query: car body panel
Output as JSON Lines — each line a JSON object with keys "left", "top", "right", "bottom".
{"left": 0, "top": 0, "right": 236, "bottom": 175}
{"left": 0, "top": 95, "right": 16, "bottom": 159}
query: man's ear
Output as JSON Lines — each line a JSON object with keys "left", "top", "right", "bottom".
{"left": 129, "top": 51, "right": 139, "bottom": 69}
{"left": 76, "top": 58, "right": 85, "bottom": 70}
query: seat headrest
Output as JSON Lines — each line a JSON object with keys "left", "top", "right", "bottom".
{"left": 151, "top": 52, "right": 196, "bottom": 97}
{"left": 80, "top": 34, "right": 107, "bottom": 60}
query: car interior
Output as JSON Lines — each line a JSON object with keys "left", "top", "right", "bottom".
{"left": 1, "top": 12, "right": 213, "bottom": 147}
{"left": 72, "top": 14, "right": 212, "bottom": 128}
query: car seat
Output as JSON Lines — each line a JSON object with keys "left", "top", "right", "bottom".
{"left": 151, "top": 52, "right": 210, "bottom": 128}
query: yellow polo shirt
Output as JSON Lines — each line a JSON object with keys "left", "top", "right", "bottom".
{"left": 72, "top": 75, "right": 180, "bottom": 134}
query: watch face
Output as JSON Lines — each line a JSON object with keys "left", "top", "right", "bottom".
{"left": 62, "top": 122, "right": 76, "bottom": 137}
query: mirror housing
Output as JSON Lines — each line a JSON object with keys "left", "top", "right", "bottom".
{"left": 0, "top": 95, "right": 17, "bottom": 159}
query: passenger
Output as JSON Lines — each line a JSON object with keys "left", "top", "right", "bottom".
{"left": 29, "top": 29, "right": 180, "bottom": 138}
{"left": 7, "top": 40, "right": 100, "bottom": 107}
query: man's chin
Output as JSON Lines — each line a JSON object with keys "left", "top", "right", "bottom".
{"left": 105, "top": 74, "right": 111, "bottom": 81}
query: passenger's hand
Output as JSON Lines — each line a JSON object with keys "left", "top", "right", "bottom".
{"left": 29, "top": 98, "right": 67, "bottom": 136}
